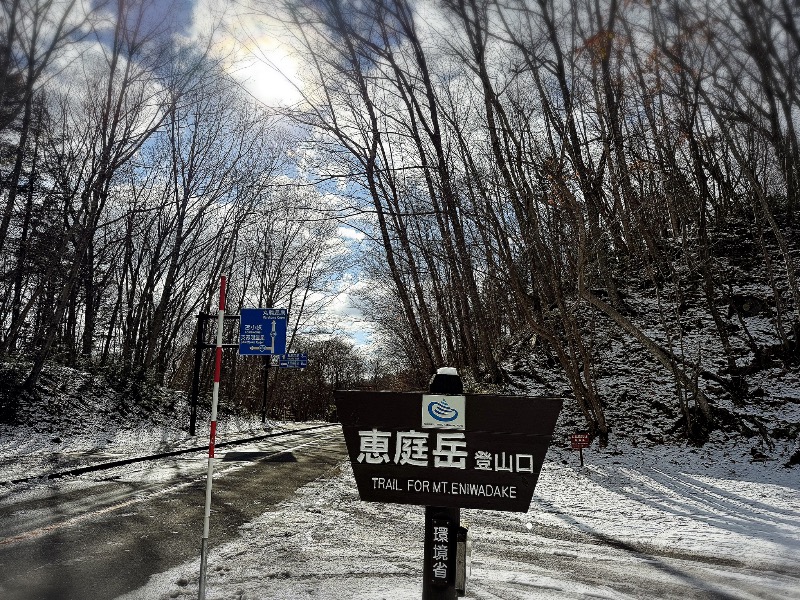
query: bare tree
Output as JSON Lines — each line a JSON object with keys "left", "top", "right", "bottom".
{"left": 0, "top": 0, "right": 95, "bottom": 255}
{"left": 22, "top": 0, "right": 187, "bottom": 388}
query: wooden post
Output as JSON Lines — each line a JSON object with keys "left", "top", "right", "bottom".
{"left": 455, "top": 526, "right": 468, "bottom": 595}
{"left": 422, "top": 368, "right": 464, "bottom": 600}
{"left": 423, "top": 507, "right": 459, "bottom": 599}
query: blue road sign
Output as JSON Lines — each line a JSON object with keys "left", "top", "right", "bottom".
{"left": 239, "top": 308, "right": 287, "bottom": 355}
{"left": 279, "top": 353, "right": 308, "bottom": 368}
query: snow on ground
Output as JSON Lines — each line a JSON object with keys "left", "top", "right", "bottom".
{"left": 2, "top": 362, "right": 799, "bottom": 598}
{"left": 0, "top": 414, "right": 282, "bottom": 483}
{"left": 113, "top": 439, "right": 800, "bottom": 600}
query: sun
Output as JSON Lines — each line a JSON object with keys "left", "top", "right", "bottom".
{"left": 191, "top": 0, "right": 305, "bottom": 106}
{"left": 223, "top": 18, "right": 304, "bottom": 107}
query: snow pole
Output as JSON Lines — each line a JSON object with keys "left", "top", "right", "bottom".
{"left": 198, "top": 275, "right": 226, "bottom": 600}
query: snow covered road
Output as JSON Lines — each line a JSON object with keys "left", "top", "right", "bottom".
{"left": 115, "top": 440, "right": 800, "bottom": 600}
{"left": 0, "top": 427, "right": 346, "bottom": 599}
{"left": 1, "top": 416, "right": 797, "bottom": 600}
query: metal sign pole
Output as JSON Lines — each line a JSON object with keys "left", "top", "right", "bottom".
{"left": 198, "top": 276, "right": 226, "bottom": 600}
{"left": 261, "top": 355, "right": 271, "bottom": 423}
{"left": 189, "top": 313, "right": 208, "bottom": 436}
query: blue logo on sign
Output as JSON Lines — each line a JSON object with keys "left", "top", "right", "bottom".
{"left": 428, "top": 399, "right": 459, "bottom": 422}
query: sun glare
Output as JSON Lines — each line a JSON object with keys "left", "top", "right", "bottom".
{"left": 219, "top": 11, "right": 304, "bottom": 106}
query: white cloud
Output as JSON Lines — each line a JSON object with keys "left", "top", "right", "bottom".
{"left": 337, "top": 226, "right": 365, "bottom": 241}
{"left": 188, "top": 0, "right": 304, "bottom": 106}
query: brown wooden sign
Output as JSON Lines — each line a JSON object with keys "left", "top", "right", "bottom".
{"left": 334, "top": 391, "right": 562, "bottom": 512}
{"left": 570, "top": 432, "right": 591, "bottom": 449}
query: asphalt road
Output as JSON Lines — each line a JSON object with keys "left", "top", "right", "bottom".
{"left": 0, "top": 426, "right": 347, "bottom": 600}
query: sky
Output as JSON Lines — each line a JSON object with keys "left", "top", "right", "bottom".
{"left": 166, "top": 0, "right": 377, "bottom": 349}
{"left": 182, "top": 0, "right": 306, "bottom": 107}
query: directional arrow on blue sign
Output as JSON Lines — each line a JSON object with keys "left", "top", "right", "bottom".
{"left": 239, "top": 308, "right": 287, "bottom": 355}
{"left": 279, "top": 353, "right": 308, "bottom": 368}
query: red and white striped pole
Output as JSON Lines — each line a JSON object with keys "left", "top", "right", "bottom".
{"left": 198, "top": 276, "right": 226, "bottom": 600}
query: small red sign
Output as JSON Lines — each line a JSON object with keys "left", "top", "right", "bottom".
{"left": 570, "top": 433, "right": 590, "bottom": 449}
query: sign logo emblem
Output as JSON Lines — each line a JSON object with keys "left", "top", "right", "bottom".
{"left": 422, "top": 395, "right": 465, "bottom": 430}
{"left": 427, "top": 398, "right": 459, "bottom": 422}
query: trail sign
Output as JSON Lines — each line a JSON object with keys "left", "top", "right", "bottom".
{"left": 571, "top": 431, "right": 591, "bottom": 467}
{"left": 238, "top": 308, "right": 287, "bottom": 356}
{"left": 279, "top": 353, "right": 308, "bottom": 368}
{"left": 335, "top": 391, "right": 562, "bottom": 512}
{"left": 570, "top": 432, "right": 590, "bottom": 449}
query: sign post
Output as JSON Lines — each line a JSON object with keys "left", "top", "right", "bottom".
{"left": 423, "top": 368, "right": 463, "bottom": 600}
{"left": 570, "top": 431, "right": 591, "bottom": 466}
{"left": 260, "top": 355, "right": 271, "bottom": 424}
{"left": 335, "top": 374, "right": 562, "bottom": 598}
{"left": 239, "top": 308, "right": 287, "bottom": 423}
{"left": 188, "top": 312, "right": 239, "bottom": 436}
{"left": 188, "top": 314, "right": 207, "bottom": 436}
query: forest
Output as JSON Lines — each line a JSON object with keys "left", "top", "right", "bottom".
{"left": 1, "top": 0, "right": 798, "bottom": 444}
